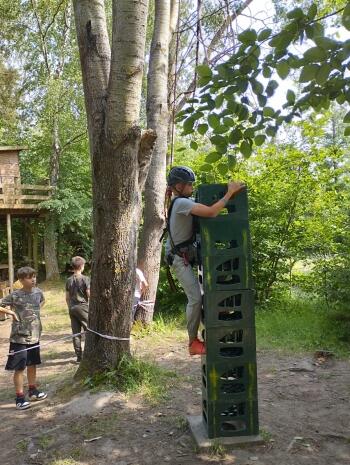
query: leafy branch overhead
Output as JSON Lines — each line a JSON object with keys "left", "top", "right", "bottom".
{"left": 178, "top": 2, "right": 350, "bottom": 168}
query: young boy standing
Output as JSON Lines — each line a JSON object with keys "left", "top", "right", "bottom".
{"left": 65, "top": 256, "right": 90, "bottom": 362}
{"left": 0, "top": 266, "right": 47, "bottom": 410}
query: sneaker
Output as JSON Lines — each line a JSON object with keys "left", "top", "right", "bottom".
{"left": 16, "top": 396, "right": 31, "bottom": 410}
{"left": 189, "top": 338, "right": 206, "bottom": 356}
{"left": 28, "top": 389, "right": 47, "bottom": 401}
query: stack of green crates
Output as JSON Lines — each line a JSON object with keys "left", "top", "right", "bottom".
{"left": 196, "top": 184, "right": 259, "bottom": 439}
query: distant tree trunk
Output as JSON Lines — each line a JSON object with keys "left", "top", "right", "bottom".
{"left": 44, "top": 116, "right": 60, "bottom": 280}
{"left": 73, "top": 0, "right": 155, "bottom": 374}
{"left": 137, "top": 0, "right": 178, "bottom": 322}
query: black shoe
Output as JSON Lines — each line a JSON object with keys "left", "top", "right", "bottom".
{"left": 28, "top": 389, "right": 47, "bottom": 401}
{"left": 16, "top": 396, "right": 31, "bottom": 410}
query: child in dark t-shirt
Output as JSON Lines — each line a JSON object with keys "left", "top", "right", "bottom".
{"left": 65, "top": 256, "right": 90, "bottom": 362}
{"left": 0, "top": 267, "right": 47, "bottom": 410}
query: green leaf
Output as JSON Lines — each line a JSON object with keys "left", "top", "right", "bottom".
{"left": 240, "top": 140, "right": 252, "bottom": 158}
{"left": 196, "top": 64, "right": 212, "bottom": 79}
{"left": 276, "top": 61, "right": 290, "bottom": 80}
{"left": 223, "top": 117, "right": 234, "bottom": 127}
{"left": 344, "top": 126, "right": 350, "bottom": 136}
{"left": 258, "top": 28, "right": 272, "bottom": 41}
{"left": 286, "top": 89, "right": 296, "bottom": 104}
{"left": 205, "top": 151, "right": 222, "bottom": 163}
{"left": 217, "top": 163, "right": 229, "bottom": 175}
{"left": 307, "top": 3, "right": 317, "bottom": 20}
{"left": 303, "top": 47, "right": 327, "bottom": 62}
{"left": 299, "top": 64, "right": 319, "bottom": 82}
{"left": 342, "top": 2, "right": 350, "bottom": 31}
{"left": 254, "top": 134, "right": 266, "bottom": 146}
{"left": 262, "top": 66, "right": 272, "bottom": 78}
{"left": 266, "top": 80, "right": 279, "bottom": 97}
{"left": 244, "top": 127, "right": 256, "bottom": 138}
{"left": 229, "top": 128, "right": 242, "bottom": 144}
{"left": 287, "top": 7, "right": 304, "bottom": 20}
{"left": 215, "top": 94, "right": 225, "bottom": 108}
{"left": 316, "top": 63, "right": 331, "bottom": 85}
{"left": 269, "top": 32, "right": 294, "bottom": 51}
{"left": 200, "top": 163, "right": 212, "bottom": 172}
{"left": 237, "top": 105, "right": 249, "bottom": 121}
{"left": 190, "top": 141, "right": 198, "bottom": 151}
{"left": 238, "top": 29, "right": 257, "bottom": 44}
{"left": 197, "top": 123, "right": 208, "bottom": 135}
{"left": 336, "top": 94, "right": 346, "bottom": 105}
{"left": 257, "top": 94, "right": 267, "bottom": 107}
{"left": 213, "top": 125, "right": 229, "bottom": 134}
{"left": 198, "top": 75, "right": 212, "bottom": 86}
{"left": 183, "top": 116, "right": 195, "bottom": 134}
{"left": 208, "top": 114, "right": 221, "bottom": 129}
{"left": 210, "top": 134, "right": 227, "bottom": 147}
{"left": 314, "top": 37, "right": 339, "bottom": 51}
{"left": 251, "top": 79, "right": 264, "bottom": 95}
{"left": 266, "top": 126, "right": 277, "bottom": 137}
{"left": 263, "top": 107, "right": 275, "bottom": 118}
{"left": 344, "top": 111, "right": 350, "bottom": 124}
{"left": 227, "top": 154, "right": 237, "bottom": 170}
{"left": 176, "top": 147, "right": 186, "bottom": 152}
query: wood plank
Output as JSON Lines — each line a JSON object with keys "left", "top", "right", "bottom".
{"left": 16, "top": 195, "right": 50, "bottom": 201}
{"left": 0, "top": 204, "right": 42, "bottom": 209}
{"left": 20, "top": 184, "right": 53, "bottom": 191}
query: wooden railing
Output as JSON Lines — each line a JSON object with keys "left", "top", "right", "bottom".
{"left": 0, "top": 183, "right": 53, "bottom": 210}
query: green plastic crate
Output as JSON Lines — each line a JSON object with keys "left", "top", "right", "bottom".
{"left": 199, "top": 253, "right": 253, "bottom": 292}
{"left": 196, "top": 184, "right": 249, "bottom": 220}
{"left": 202, "top": 326, "right": 257, "bottom": 363}
{"left": 198, "top": 216, "right": 251, "bottom": 258}
{"left": 201, "top": 360, "right": 258, "bottom": 402}
{"left": 202, "top": 398, "right": 259, "bottom": 438}
{"left": 202, "top": 290, "right": 255, "bottom": 328}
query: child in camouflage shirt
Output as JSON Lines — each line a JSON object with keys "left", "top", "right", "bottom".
{"left": 0, "top": 267, "right": 47, "bottom": 410}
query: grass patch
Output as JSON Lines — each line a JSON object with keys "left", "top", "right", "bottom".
{"left": 83, "top": 355, "right": 178, "bottom": 404}
{"left": 132, "top": 311, "right": 186, "bottom": 340}
{"left": 256, "top": 296, "right": 350, "bottom": 357}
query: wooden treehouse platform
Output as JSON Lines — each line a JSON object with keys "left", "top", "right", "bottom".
{"left": 0, "top": 146, "right": 53, "bottom": 292}
{"left": 0, "top": 182, "right": 53, "bottom": 216}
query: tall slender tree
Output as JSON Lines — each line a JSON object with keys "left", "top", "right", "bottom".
{"left": 73, "top": 0, "right": 156, "bottom": 373}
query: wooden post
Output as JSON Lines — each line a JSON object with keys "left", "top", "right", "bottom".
{"left": 33, "top": 223, "right": 39, "bottom": 272}
{"left": 6, "top": 213, "right": 14, "bottom": 291}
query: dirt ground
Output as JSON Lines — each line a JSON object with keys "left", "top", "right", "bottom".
{"left": 0, "top": 298, "right": 349, "bottom": 465}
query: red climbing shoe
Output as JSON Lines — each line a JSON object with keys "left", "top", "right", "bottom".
{"left": 189, "top": 338, "right": 206, "bottom": 356}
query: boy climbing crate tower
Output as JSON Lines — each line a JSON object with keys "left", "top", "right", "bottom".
{"left": 189, "top": 184, "right": 260, "bottom": 445}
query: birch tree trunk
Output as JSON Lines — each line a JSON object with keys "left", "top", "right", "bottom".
{"left": 73, "top": 0, "right": 155, "bottom": 373}
{"left": 137, "top": 0, "right": 178, "bottom": 322}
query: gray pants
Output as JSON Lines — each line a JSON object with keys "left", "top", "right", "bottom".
{"left": 171, "top": 254, "right": 202, "bottom": 341}
{"left": 69, "top": 305, "right": 88, "bottom": 358}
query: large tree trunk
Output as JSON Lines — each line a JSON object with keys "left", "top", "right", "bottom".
{"left": 137, "top": 0, "right": 178, "bottom": 322}
{"left": 73, "top": 0, "right": 154, "bottom": 374}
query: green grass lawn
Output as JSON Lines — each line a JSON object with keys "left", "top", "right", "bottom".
{"left": 255, "top": 296, "right": 350, "bottom": 357}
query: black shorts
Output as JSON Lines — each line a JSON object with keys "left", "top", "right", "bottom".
{"left": 5, "top": 342, "right": 41, "bottom": 371}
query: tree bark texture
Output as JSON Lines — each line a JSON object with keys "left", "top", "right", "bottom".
{"left": 44, "top": 218, "right": 60, "bottom": 280}
{"left": 73, "top": 0, "right": 154, "bottom": 373}
{"left": 137, "top": 0, "right": 175, "bottom": 322}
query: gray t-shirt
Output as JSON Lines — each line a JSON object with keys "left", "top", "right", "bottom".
{"left": 165, "top": 197, "right": 195, "bottom": 255}
{"left": 65, "top": 274, "right": 90, "bottom": 309}
{"left": 0, "top": 288, "right": 44, "bottom": 344}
